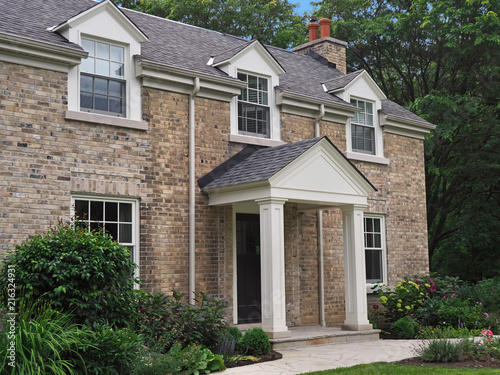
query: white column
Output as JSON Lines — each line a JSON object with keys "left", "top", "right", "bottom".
{"left": 256, "top": 198, "right": 291, "bottom": 338}
{"left": 341, "top": 204, "right": 373, "bottom": 331}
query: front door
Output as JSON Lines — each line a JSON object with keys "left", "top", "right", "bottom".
{"left": 236, "top": 213, "right": 261, "bottom": 324}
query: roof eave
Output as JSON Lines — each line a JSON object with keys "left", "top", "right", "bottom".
{"left": 0, "top": 31, "right": 87, "bottom": 66}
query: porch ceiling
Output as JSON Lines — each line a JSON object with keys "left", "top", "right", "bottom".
{"left": 199, "top": 137, "right": 376, "bottom": 208}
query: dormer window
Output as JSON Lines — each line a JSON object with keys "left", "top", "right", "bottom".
{"left": 350, "top": 98, "right": 375, "bottom": 155}
{"left": 80, "top": 38, "right": 125, "bottom": 116}
{"left": 237, "top": 72, "right": 269, "bottom": 138}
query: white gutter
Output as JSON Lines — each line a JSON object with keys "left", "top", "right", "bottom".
{"left": 189, "top": 77, "right": 201, "bottom": 305}
{"left": 315, "top": 104, "right": 326, "bottom": 327}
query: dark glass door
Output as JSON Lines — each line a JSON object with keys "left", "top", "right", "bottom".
{"left": 236, "top": 213, "right": 261, "bottom": 324}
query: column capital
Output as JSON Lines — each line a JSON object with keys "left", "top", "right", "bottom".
{"left": 255, "top": 197, "right": 288, "bottom": 206}
{"left": 340, "top": 204, "right": 368, "bottom": 213}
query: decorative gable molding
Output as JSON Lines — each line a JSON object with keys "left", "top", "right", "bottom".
{"left": 328, "top": 70, "right": 386, "bottom": 101}
{"left": 211, "top": 40, "right": 285, "bottom": 77}
{"left": 52, "top": 0, "right": 148, "bottom": 43}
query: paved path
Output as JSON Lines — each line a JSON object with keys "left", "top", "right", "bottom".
{"left": 223, "top": 339, "right": 421, "bottom": 374}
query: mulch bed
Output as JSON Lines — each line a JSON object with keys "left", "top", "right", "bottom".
{"left": 226, "top": 350, "right": 283, "bottom": 368}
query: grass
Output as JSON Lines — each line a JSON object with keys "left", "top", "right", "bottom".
{"left": 301, "top": 362, "right": 500, "bottom": 375}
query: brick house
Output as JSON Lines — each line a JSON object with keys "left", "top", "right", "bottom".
{"left": 0, "top": 0, "right": 435, "bottom": 338}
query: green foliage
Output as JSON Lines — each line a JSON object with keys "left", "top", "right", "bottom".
{"left": 121, "top": 0, "right": 309, "bottom": 49}
{"left": 416, "top": 339, "right": 466, "bottom": 363}
{"left": 376, "top": 279, "right": 425, "bottom": 322}
{"left": 240, "top": 328, "right": 270, "bottom": 356}
{"left": 390, "top": 316, "right": 419, "bottom": 339}
{"left": 417, "top": 325, "right": 481, "bottom": 339}
{"left": 132, "top": 344, "right": 225, "bottom": 375}
{"left": 0, "top": 302, "right": 87, "bottom": 375}
{"left": 130, "top": 289, "right": 228, "bottom": 353}
{"left": 459, "top": 278, "right": 500, "bottom": 312}
{"left": 0, "top": 221, "right": 137, "bottom": 327}
{"left": 314, "top": 0, "right": 500, "bottom": 282}
{"left": 76, "top": 325, "right": 141, "bottom": 375}
{"left": 212, "top": 326, "right": 242, "bottom": 364}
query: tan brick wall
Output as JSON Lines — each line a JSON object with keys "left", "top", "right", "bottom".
{"left": 0, "top": 61, "right": 150, "bottom": 254}
{"left": 1, "top": 59, "right": 429, "bottom": 329}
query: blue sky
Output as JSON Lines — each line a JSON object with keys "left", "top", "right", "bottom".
{"left": 294, "top": 0, "right": 317, "bottom": 16}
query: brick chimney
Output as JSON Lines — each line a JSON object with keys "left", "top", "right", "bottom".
{"left": 293, "top": 18, "right": 347, "bottom": 74}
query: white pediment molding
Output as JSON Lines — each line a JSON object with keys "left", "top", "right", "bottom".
{"left": 52, "top": 0, "right": 148, "bottom": 43}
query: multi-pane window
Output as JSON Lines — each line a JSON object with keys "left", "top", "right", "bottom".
{"left": 364, "top": 216, "right": 385, "bottom": 284}
{"left": 80, "top": 38, "right": 125, "bottom": 116}
{"left": 72, "top": 197, "right": 138, "bottom": 269}
{"left": 351, "top": 99, "right": 375, "bottom": 154}
{"left": 238, "top": 73, "right": 270, "bottom": 137}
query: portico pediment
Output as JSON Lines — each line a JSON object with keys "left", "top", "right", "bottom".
{"left": 199, "top": 137, "right": 376, "bottom": 208}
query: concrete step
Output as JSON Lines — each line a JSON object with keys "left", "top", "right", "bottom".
{"left": 270, "top": 326, "right": 381, "bottom": 350}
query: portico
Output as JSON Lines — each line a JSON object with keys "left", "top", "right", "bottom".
{"left": 198, "top": 137, "right": 376, "bottom": 337}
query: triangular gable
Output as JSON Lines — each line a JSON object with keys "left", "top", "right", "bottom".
{"left": 200, "top": 137, "right": 376, "bottom": 208}
{"left": 326, "top": 70, "right": 386, "bottom": 100}
{"left": 270, "top": 137, "right": 376, "bottom": 196}
{"left": 52, "top": 0, "right": 148, "bottom": 43}
{"left": 210, "top": 39, "right": 285, "bottom": 76}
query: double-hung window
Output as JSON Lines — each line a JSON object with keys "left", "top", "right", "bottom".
{"left": 364, "top": 216, "right": 385, "bottom": 284}
{"left": 351, "top": 99, "right": 375, "bottom": 154}
{"left": 80, "top": 38, "right": 126, "bottom": 116}
{"left": 238, "top": 73, "right": 270, "bottom": 138}
{"left": 72, "top": 196, "right": 139, "bottom": 272}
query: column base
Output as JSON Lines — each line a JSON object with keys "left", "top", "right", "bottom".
{"left": 264, "top": 329, "right": 292, "bottom": 339}
{"left": 342, "top": 323, "right": 373, "bottom": 331}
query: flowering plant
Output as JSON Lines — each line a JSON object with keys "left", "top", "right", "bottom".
{"left": 375, "top": 278, "right": 425, "bottom": 322}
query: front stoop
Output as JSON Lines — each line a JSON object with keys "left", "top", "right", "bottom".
{"left": 270, "top": 326, "right": 381, "bottom": 350}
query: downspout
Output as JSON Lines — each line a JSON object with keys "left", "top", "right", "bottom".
{"left": 316, "top": 104, "right": 326, "bottom": 327}
{"left": 189, "top": 77, "right": 201, "bottom": 305}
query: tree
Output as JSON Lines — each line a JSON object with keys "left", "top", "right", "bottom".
{"left": 315, "top": 0, "right": 500, "bottom": 280}
{"left": 118, "top": 0, "right": 309, "bottom": 49}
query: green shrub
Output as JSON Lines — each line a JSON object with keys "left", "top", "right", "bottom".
{"left": 130, "top": 290, "right": 228, "bottom": 353}
{"left": 76, "top": 325, "right": 140, "bottom": 375}
{"left": 459, "top": 278, "right": 500, "bottom": 312}
{"left": 0, "top": 222, "right": 137, "bottom": 328}
{"left": 417, "top": 325, "right": 480, "bottom": 339}
{"left": 375, "top": 279, "right": 425, "bottom": 322}
{"left": 390, "top": 316, "right": 419, "bottom": 338}
{"left": 240, "top": 328, "right": 270, "bottom": 356}
{"left": 132, "top": 344, "right": 225, "bottom": 375}
{"left": 0, "top": 301, "right": 88, "bottom": 375}
{"left": 416, "top": 339, "right": 466, "bottom": 363}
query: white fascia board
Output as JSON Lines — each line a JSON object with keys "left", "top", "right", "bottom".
{"left": 269, "top": 187, "right": 369, "bottom": 207}
{"left": 136, "top": 58, "right": 245, "bottom": 101}
{"left": 276, "top": 88, "right": 357, "bottom": 123}
{"left": 0, "top": 32, "right": 87, "bottom": 68}
{"left": 213, "top": 40, "right": 285, "bottom": 76}
{"left": 52, "top": 0, "right": 148, "bottom": 43}
{"left": 330, "top": 71, "right": 386, "bottom": 100}
{"left": 380, "top": 113, "right": 436, "bottom": 139}
{"left": 206, "top": 185, "right": 272, "bottom": 206}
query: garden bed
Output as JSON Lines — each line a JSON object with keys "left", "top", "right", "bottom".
{"left": 227, "top": 350, "right": 283, "bottom": 368}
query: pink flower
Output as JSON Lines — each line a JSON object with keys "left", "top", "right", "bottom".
{"left": 484, "top": 312, "right": 489, "bottom": 319}
{"left": 141, "top": 307, "right": 146, "bottom": 311}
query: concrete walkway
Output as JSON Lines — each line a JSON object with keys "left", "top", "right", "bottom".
{"left": 223, "top": 339, "right": 421, "bottom": 374}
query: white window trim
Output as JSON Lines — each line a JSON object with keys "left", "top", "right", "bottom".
{"left": 346, "top": 96, "right": 388, "bottom": 165}
{"left": 67, "top": 33, "right": 147, "bottom": 129}
{"left": 364, "top": 214, "right": 387, "bottom": 292}
{"left": 230, "top": 69, "right": 281, "bottom": 144}
{"left": 70, "top": 195, "right": 140, "bottom": 283}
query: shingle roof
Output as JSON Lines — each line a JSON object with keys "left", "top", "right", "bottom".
{"left": 322, "top": 70, "right": 363, "bottom": 92}
{"left": 199, "top": 138, "right": 323, "bottom": 189}
{"left": 381, "top": 100, "right": 431, "bottom": 124}
{"left": 0, "top": 0, "right": 431, "bottom": 121}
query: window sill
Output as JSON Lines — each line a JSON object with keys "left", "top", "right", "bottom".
{"left": 229, "top": 134, "right": 285, "bottom": 147}
{"left": 346, "top": 151, "right": 389, "bottom": 165}
{"left": 65, "top": 110, "right": 148, "bottom": 131}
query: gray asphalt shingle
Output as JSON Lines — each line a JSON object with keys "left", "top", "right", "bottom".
{"left": 0, "top": 0, "right": 430, "bottom": 123}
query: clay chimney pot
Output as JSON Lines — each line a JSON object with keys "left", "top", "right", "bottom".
{"left": 319, "top": 18, "right": 331, "bottom": 38}
{"left": 308, "top": 21, "right": 319, "bottom": 42}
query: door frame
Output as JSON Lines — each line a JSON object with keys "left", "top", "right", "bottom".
{"left": 232, "top": 202, "right": 260, "bottom": 325}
